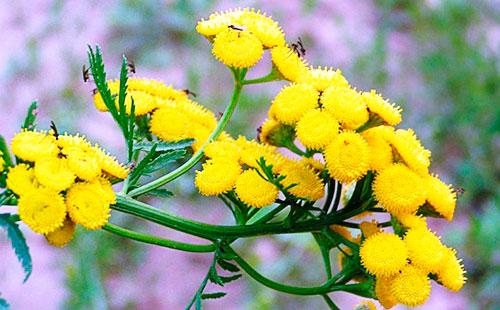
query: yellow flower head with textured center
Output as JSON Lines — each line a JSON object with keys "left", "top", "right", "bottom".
{"left": 196, "top": 8, "right": 244, "bottom": 37}
{"left": 391, "top": 265, "right": 431, "bottom": 307}
{"left": 150, "top": 106, "right": 193, "bottom": 142}
{"left": 375, "top": 276, "right": 398, "bottom": 309}
{"left": 279, "top": 160, "right": 324, "bottom": 201}
{"left": 404, "top": 228, "right": 446, "bottom": 273}
{"left": 297, "top": 66, "right": 349, "bottom": 91}
{"left": 34, "top": 157, "right": 75, "bottom": 192}
{"left": 45, "top": 217, "right": 76, "bottom": 247}
{"left": 270, "top": 45, "right": 308, "bottom": 82}
{"left": 299, "top": 157, "right": 325, "bottom": 173}
{"left": 195, "top": 159, "right": 242, "bottom": 196}
{"left": 360, "top": 232, "right": 408, "bottom": 277}
{"left": 425, "top": 174, "right": 457, "bottom": 221}
{"left": 372, "top": 163, "right": 427, "bottom": 215}
{"left": 236, "top": 136, "right": 280, "bottom": 169}
{"left": 437, "top": 247, "right": 466, "bottom": 292}
{"left": 93, "top": 82, "right": 120, "bottom": 111}
{"left": 235, "top": 169, "right": 278, "bottom": 208}
{"left": 157, "top": 98, "right": 217, "bottom": 130}
{"left": 190, "top": 123, "right": 211, "bottom": 153}
{"left": 239, "top": 9, "right": 285, "bottom": 48}
{"left": 212, "top": 28, "right": 264, "bottom": 68}
{"left": 397, "top": 213, "right": 428, "bottom": 230}
{"left": 64, "top": 147, "right": 101, "bottom": 181}
{"left": 127, "top": 78, "right": 188, "bottom": 101}
{"left": 321, "top": 86, "right": 369, "bottom": 130}
{"left": 296, "top": 109, "right": 339, "bottom": 150}
{"left": 6, "top": 164, "right": 38, "bottom": 196}
{"left": 269, "top": 83, "right": 319, "bottom": 125}
{"left": 11, "top": 130, "right": 59, "bottom": 162}
{"left": 66, "top": 180, "right": 114, "bottom": 230}
{"left": 57, "top": 133, "right": 92, "bottom": 152}
{"left": 389, "top": 128, "right": 431, "bottom": 176}
{"left": 362, "top": 90, "right": 402, "bottom": 126}
{"left": 92, "top": 146, "right": 129, "bottom": 179}
{"left": 18, "top": 188, "right": 66, "bottom": 234}
{"left": 361, "top": 126, "right": 394, "bottom": 172}
{"left": 94, "top": 89, "right": 157, "bottom": 116}
{"left": 324, "top": 131, "right": 370, "bottom": 184}
{"left": 204, "top": 140, "right": 241, "bottom": 162}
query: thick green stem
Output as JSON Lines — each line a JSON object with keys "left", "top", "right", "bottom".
{"left": 103, "top": 223, "right": 215, "bottom": 253}
{"left": 242, "top": 68, "right": 280, "bottom": 85}
{"left": 127, "top": 70, "right": 246, "bottom": 197}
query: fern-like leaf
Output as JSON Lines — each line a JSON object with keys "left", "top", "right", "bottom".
{"left": 0, "top": 214, "right": 32, "bottom": 282}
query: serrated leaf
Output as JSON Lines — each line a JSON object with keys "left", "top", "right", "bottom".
{"left": 0, "top": 214, "right": 32, "bottom": 282}
{"left": 220, "top": 274, "right": 242, "bottom": 284}
{"left": 143, "top": 150, "right": 186, "bottom": 174}
{"left": 208, "top": 265, "right": 224, "bottom": 286}
{"left": 216, "top": 259, "right": 239, "bottom": 272}
{"left": 0, "top": 135, "right": 12, "bottom": 167}
{"left": 22, "top": 101, "right": 38, "bottom": 131}
{"left": 201, "top": 292, "right": 226, "bottom": 300}
{"left": 146, "top": 188, "right": 174, "bottom": 198}
{"left": 135, "top": 139, "right": 194, "bottom": 152}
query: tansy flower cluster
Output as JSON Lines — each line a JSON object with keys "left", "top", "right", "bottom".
{"left": 6, "top": 130, "right": 127, "bottom": 247}
{"left": 93, "top": 78, "right": 218, "bottom": 151}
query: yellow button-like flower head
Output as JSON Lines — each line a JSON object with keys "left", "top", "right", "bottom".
{"left": 11, "top": 130, "right": 59, "bottom": 162}
{"left": 360, "top": 232, "right": 408, "bottom": 277}
{"left": 6, "top": 164, "right": 38, "bottom": 196}
{"left": 296, "top": 109, "right": 339, "bottom": 150}
{"left": 150, "top": 106, "right": 192, "bottom": 142}
{"left": 18, "top": 187, "right": 66, "bottom": 234}
{"left": 269, "top": 83, "right": 319, "bottom": 125}
{"left": 321, "top": 86, "right": 369, "bottom": 130}
{"left": 297, "top": 66, "right": 349, "bottom": 91}
{"left": 375, "top": 276, "right": 398, "bottom": 309}
{"left": 45, "top": 217, "right": 76, "bottom": 247}
{"left": 240, "top": 9, "right": 285, "bottom": 48}
{"left": 212, "top": 28, "right": 264, "bottom": 68}
{"left": 324, "top": 131, "right": 370, "bottom": 183}
{"left": 235, "top": 169, "right": 278, "bottom": 208}
{"left": 270, "top": 45, "right": 308, "bottom": 82}
{"left": 389, "top": 128, "right": 431, "bottom": 176}
{"left": 65, "top": 147, "right": 101, "bottom": 181}
{"left": 404, "top": 228, "right": 446, "bottom": 273}
{"left": 390, "top": 265, "right": 431, "bottom": 307}
{"left": 362, "top": 90, "right": 403, "bottom": 126}
{"left": 93, "top": 146, "right": 129, "bottom": 180}
{"left": 425, "top": 174, "right": 456, "bottom": 221}
{"left": 195, "top": 159, "right": 242, "bottom": 196}
{"left": 279, "top": 160, "right": 324, "bottom": 201}
{"left": 34, "top": 157, "right": 75, "bottom": 192}
{"left": 437, "top": 247, "right": 466, "bottom": 292}
{"left": 204, "top": 140, "right": 241, "bottom": 162}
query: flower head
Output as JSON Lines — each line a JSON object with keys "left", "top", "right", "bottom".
{"left": 212, "top": 28, "right": 264, "bottom": 68}
{"left": 362, "top": 90, "right": 402, "bottom": 126}
{"left": 195, "top": 159, "right": 242, "bottom": 196}
{"left": 425, "top": 174, "right": 456, "bottom": 221}
{"left": 93, "top": 146, "right": 129, "bottom": 179}
{"left": 359, "top": 232, "right": 408, "bottom": 277}
{"left": 391, "top": 265, "right": 431, "bottom": 307}
{"left": 6, "top": 164, "right": 38, "bottom": 196}
{"left": 404, "top": 228, "right": 446, "bottom": 273}
{"left": 324, "top": 131, "right": 370, "bottom": 183}
{"left": 437, "top": 247, "right": 466, "bottom": 292}
{"left": 389, "top": 129, "right": 431, "bottom": 176}
{"left": 360, "top": 221, "right": 381, "bottom": 238}
{"left": 269, "top": 83, "right": 319, "bottom": 125}
{"left": 375, "top": 276, "right": 398, "bottom": 309}
{"left": 196, "top": 8, "right": 244, "bottom": 37}
{"left": 204, "top": 140, "right": 241, "bottom": 162}
{"left": 11, "top": 130, "right": 59, "bottom": 162}
{"left": 65, "top": 147, "right": 101, "bottom": 181}
{"left": 150, "top": 106, "right": 192, "bottom": 142}
{"left": 296, "top": 109, "right": 339, "bottom": 150}
{"left": 361, "top": 126, "right": 394, "bottom": 172}
{"left": 297, "top": 66, "right": 349, "bottom": 91}
{"left": 279, "top": 160, "right": 324, "bottom": 201}
{"left": 45, "top": 217, "right": 76, "bottom": 247}
{"left": 239, "top": 9, "right": 285, "bottom": 48}
{"left": 270, "top": 45, "right": 308, "bottom": 82}
{"left": 397, "top": 214, "right": 427, "bottom": 230}
{"left": 321, "top": 86, "right": 369, "bottom": 130}
{"left": 18, "top": 188, "right": 67, "bottom": 234}
{"left": 235, "top": 169, "right": 278, "bottom": 208}
{"left": 34, "top": 157, "right": 75, "bottom": 192}
{"left": 372, "top": 164, "right": 427, "bottom": 215}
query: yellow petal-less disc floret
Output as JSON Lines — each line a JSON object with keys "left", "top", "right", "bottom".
{"left": 437, "top": 247, "right": 466, "bottom": 292}
{"left": 196, "top": 8, "right": 244, "bottom": 37}
{"left": 235, "top": 169, "right": 278, "bottom": 208}
{"left": 270, "top": 45, "right": 308, "bottom": 82}
{"left": 324, "top": 131, "right": 370, "bottom": 183}
{"left": 150, "top": 106, "right": 192, "bottom": 142}
{"left": 212, "top": 28, "right": 264, "bottom": 68}
{"left": 195, "top": 159, "right": 242, "bottom": 196}
{"left": 390, "top": 265, "right": 431, "bottom": 307}
{"left": 44, "top": 217, "right": 76, "bottom": 247}
{"left": 11, "top": 130, "right": 59, "bottom": 162}
{"left": 372, "top": 164, "right": 427, "bottom": 215}
{"left": 34, "top": 157, "right": 75, "bottom": 192}
{"left": 236, "top": 136, "right": 281, "bottom": 169}
{"left": 362, "top": 90, "right": 403, "bottom": 126}
{"left": 92, "top": 146, "right": 129, "bottom": 179}
{"left": 375, "top": 276, "right": 398, "bottom": 309}
{"left": 269, "top": 83, "right": 319, "bottom": 125}
{"left": 239, "top": 9, "right": 285, "bottom": 48}
{"left": 66, "top": 180, "right": 114, "bottom": 230}
{"left": 321, "top": 86, "right": 369, "bottom": 130}
{"left": 57, "top": 133, "right": 92, "bottom": 152}
{"left": 359, "top": 232, "right": 408, "bottom": 277}
{"left": 18, "top": 188, "right": 67, "bottom": 234}
{"left": 361, "top": 126, "right": 394, "bottom": 172}
{"left": 296, "top": 109, "right": 339, "bottom": 150}
{"left": 279, "top": 160, "right": 324, "bottom": 201}
{"left": 389, "top": 128, "right": 431, "bottom": 176}
{"left": 6, "top": 164, "right": 38, "bottom": 196}
{"left": 397, "top": 214, "right": 428, "bottom": 230}
{"left": 297, "top": 66, "right": 349, "bottom": 91}
{"left": 204, "top": 140, "right": 241, "bottom": 162}
{"left": 404, "top": 228, "right": 446, "bottom": 273}
{"left": 65, "top": 147, "right": 101, "bottom": 181}
{"left": 425, "top": 174, "right": 457, "bottom": 221}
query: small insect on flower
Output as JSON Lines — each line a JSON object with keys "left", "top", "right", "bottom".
{"left": 49, "top": 121, "right": 59, "bottom": 139}
{"left": 228, "top": 24, "right": 246, "bottom": 31}
{"left": 82, "top": 64, "right": 91, "bottom": 82}
{"left": 127, "top": 60, "right": 136, "bottom": 74}
{"left": 291, "top": 37, "right": 306, "bottom": 58}
{"left": 183, "top": 89, "right": 197, "bottom": 98}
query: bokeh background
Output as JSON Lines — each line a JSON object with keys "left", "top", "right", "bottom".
{"left": 0, "top": 0, "right": 498, "bottom": 309}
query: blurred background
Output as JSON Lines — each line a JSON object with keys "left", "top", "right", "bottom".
{"left": 0, "top": 0, "right": 498, "bottom": 309}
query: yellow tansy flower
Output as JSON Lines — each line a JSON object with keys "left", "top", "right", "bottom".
{"left": 65, "top": 147, "right": 101, "bottom": 181}
{"left": 196, "top": 8, "right": 244, "bottom": 37}
{"left": 212, "top": 28, "right": 264, "bottom": 68}
{"left": 269, "top": 83, "right": 319, "bottom": 125}
{"left": 18, "top": 187, "right": 67, "bottom": 234}
{"left": 270, "top": 45, "right": 308, "bottom": 82}
{"left": 389, "top": 128, "right": 431, "bottom": 176}
{"left": 239, "top": 9, "right": 285, "bottom": 48}
{"left": 235, "top": 169, "right": 278, "bottom": 208}
{"left": 297, "top": 66, "right": 349, "bottom": 91}
{"left": 362, "top": 90, "right": 402, "bottom": 126}
{"left": 360, "top": 232, "right": 408, "bottom": 277}
{"left": 390, "top": 265, "right": 431, "bottom": 307}
{"left": 204, "top": 140, "right": 241, "bottom": 162}
{"left": 195, "top": 159, "right": 242, "bottom": 196}
{"left": 321, "top": 86, "right": 369, "bottom": 130}
{"left": 279, "top": 160, "right": 324, "bottom": 201}
{"left": 425, "top": 174, "right": 457, "bottom": 221}
{"left": 93, "top": 146, "right": 129, "bottom": 179}
{"left": 404, "top": 228, "right": 446, "bottom": 273}
{"left": 437, "top": 247, "right": 466, "bottom": 292}
{"left": 34, "top": 157, "right": 75, "bottom": 192}
{"left": 375, "top": 276, "right": 398, "bottom": 309}
{"left": 397, "top": 214, "right": 427, "bottom": 230}
{"left": 6, "top": 164, "right": 38, "bottom": 196}
{"left": 45, "top": 217, "right": 76, "bottom": 247}
{"left": 11, "top": 130, "right": 59, "bottom": 162}
{"left": 150, "top": 106, "right": 193, "bottom": 142}
{"left": 296, "top": 109, "right": 339, "bottom": 150}
{"left": 361, "top": 126, "right": 394, "bottom": 172}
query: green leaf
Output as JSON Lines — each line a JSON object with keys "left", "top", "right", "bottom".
{"left": 0, "top": 135, "right": 12, "bottom": 167}
{"left": 135, "top": 139, "right": 194, "bottom": 152}
{"left": 208, "top": 265, "right": 224, "bottom": 286}
{"left": 216, "top": 259, "right": 239, "bottom": 272}
{"left": 22, "top": 101, "right": 38, "bottom": 131}
{"left": 130, "top": 143, "right": 158, "bottom": 183}
{"left": 142, "top": 150, "right": 186, "bottom": 174}
{"left": 220, "top": 274, "right": 242, "bottom": 284}
{"left": 145, "top": 188, "right": 174, "bottom": 198}
{"left": 0, "top": 214, "right": 32, "bottom": 282}
{"left": 201, "top": 292, "right": 226, "bottom": 300}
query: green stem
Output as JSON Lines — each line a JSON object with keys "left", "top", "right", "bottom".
{"left": 127, "top": 70, "right": 247, "bottom": 197}
{"left": 322, "top": 294, "right": 340, "bottom": 310}
{"left": 242, "top": 68, "right": 280, "bottom": 85}
{"left": 103, "top": 223, "right": 215, "bottom": 253}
